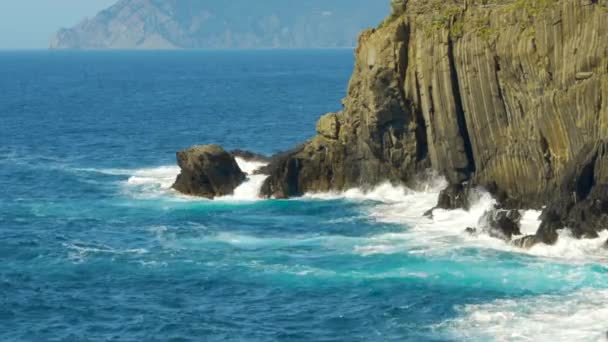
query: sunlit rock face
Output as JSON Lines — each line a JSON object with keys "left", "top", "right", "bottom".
{"left": 260, "top": 0, "right": 608, "bottom": 241}
{"left": 262, "top": 0, "right": 608, "bottom": 206}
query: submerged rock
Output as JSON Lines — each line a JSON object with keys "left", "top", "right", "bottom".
{"left": 172, "top": 145, "right": 246, "bottom": 199}
{"left": 535, "top": 221, "right": 560, "bottom": 246}
{"left": 424, "top": 182, "right": 472, "bottom": 217}
{"left": 436, "top": 183, "right": 472, "bottom": 210}
{"left": 464, "top": 227, "right": 478, "bottom": 236}
{"left": 511, "top": 235, "right": 540, "bottom": 249}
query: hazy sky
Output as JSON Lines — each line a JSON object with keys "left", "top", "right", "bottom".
{"left": 0, "top": 0, "right": 117, "bottom": 49}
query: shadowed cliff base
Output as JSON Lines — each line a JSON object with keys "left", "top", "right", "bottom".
{"left": 175, "top": 0, "right": 608, "bottom": 248}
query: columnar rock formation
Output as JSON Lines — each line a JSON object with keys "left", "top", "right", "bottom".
{"left": 260, "top": 0, "right": 608, "bottom": 243}
{"left": 173, "top": 0, "right": 608, "bottom": 246}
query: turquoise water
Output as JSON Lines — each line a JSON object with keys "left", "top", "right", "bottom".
{"left": 1, "top": 50, "right": 607, "bottom": 341}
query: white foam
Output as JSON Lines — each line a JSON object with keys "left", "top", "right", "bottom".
{"left": 304, "top": 178, "right": 447, "bottom": 203}
{"left": 74, "top": 167, "right": 134, "bottom": 176}
{"left": 218, "top": 174, "right": 267, "bottom": 201}
{"left": 443, "top": 288, "right": 608, "bottom": 342}
{"left": 234, "top": 157, "right": 266, "bottom": 175}
{"left": 519, "top": 209, "right": 543, "bottom": 236}
{"left": 120, "top": 165, "right": 183, "bottom": 200}
{"left": 304, "top": 180, "right": 608, "bottom": 263}
{"left": 217, "top": 157, "right": 268, "bottom": 201}
{"left": 116, "top": 163, "right": 607, "bottom": 341}
{"left": 64, "top": 242, "right": 148, "bottom": 263}
{"left": 127, "top": 166, "right": 181, "bottom": 189}
{"left": 117, "top": 163, "right": 608, "bottom": 262}
{"left": 202, "top": 232, "right": 361, "bottom": 250}
{"left": 120, "top": 157, "right": 269, "bottom": 201}
{"left": 525, "top": 230, "right": 608, "bottom": 262}
{"left": 311, "top": 181, "right": 608, "bottom": 339}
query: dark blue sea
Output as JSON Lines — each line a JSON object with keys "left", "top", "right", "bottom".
{"left": 1, "top": 50, "right": 607, "bottom": 341}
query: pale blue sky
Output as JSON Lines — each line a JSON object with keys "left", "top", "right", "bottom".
{"left": 0, "top": 0, "right": 117, "bottom": 49}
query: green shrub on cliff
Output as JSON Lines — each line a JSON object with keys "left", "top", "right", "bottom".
{"left": 482, "top": 0, "right": 557, "bottom": 16}
{"left": 507, "top": 0, "right": 557, "bottom": 14}
{"left": 424, "top": 4, "right": 465, "bottom": 38}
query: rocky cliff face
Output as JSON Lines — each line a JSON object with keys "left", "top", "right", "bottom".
{"left": 262, "top": 0, "right": 608, "bottom": 205}
{"left": 50, "top": 0, "right": 387, "bottom": 49}
{"left": 260, "top": 0, "right": 608, "bottom": 242}
{"left": 261, "top": 23, "right": 433, "bottom": 198}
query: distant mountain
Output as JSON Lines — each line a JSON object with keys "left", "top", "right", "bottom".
{"left": 50, "top": 0, "right": 388, "bottom": 49}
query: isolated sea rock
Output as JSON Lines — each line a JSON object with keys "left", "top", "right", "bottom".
{"left": 261, "top": 0, "right": 608, "bottom": 205}
{"left": 172, "top": 145, "right": 246, "bottom": 199}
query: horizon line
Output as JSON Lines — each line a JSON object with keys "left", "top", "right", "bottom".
{"left": 0, "top": 47, "right": 357, "bottom": 52}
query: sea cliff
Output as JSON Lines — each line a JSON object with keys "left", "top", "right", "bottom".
{"left": 259, "top": 0, "right": 608, "bottom": 244}
{"left": 174, "top": 0, "right": 608, "bottom": 246}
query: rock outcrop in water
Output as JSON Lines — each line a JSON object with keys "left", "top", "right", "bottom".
{"left": 479, "top": 209, "right": 523, "bottom": 241}
{"left": 259, "top": 0, "right": 608, "bottom": 242}
{"left": 173, "top": 145, "right": 245, "bottom": 199}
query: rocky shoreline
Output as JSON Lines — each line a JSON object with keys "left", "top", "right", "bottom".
{"left": 173, "top": 0, "right": 608, "bottom": 249}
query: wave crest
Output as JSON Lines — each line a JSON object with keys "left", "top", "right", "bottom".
{"left": 302, "top": 180, "right": 608, "bottom": 263}
{"left": 443, "top": 288, "right": 608, "bottom": 342}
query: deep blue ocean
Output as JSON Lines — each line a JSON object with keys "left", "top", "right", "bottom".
{"left": 1, "top": 50, "right": 607, "bottom": 341}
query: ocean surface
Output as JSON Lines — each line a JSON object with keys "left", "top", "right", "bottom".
{"left": 1, "top": 50, "right": 607, "bottom": 341}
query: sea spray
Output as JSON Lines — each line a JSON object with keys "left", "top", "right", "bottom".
{"left": 304, "top": 180, "right": 608, "bottom": 263}
{"left": 122, "top": 164, "right": 608, "bottom": 263}
{"left": 443, "top": 288, "right": 608, "bottom": 342}
{"left": 122, "top": 157, "right": 269, "bottom": 201}
{"left": 219, "top": 157, "right": 269, "bottom": 201}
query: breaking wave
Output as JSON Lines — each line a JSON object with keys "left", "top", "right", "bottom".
{"left": 442, "top": 288, "right": 608, "bottom": 342}
{"left": 112, "top": 160, "right": 607, "bottom": 340}
{"left": 303, "top": 180, "right": 608, "bottom": 263}
{"left": 303, "top": 181, "right": 608, "bottom": 340}
{"left": 220, "top": 157, "right": 268, "bottom": 201}
{"left": 120, "top": 157, "right": 269, "bottom": 201}
{"left": 118, "top": 161, "right": 608, "bottom": 262}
